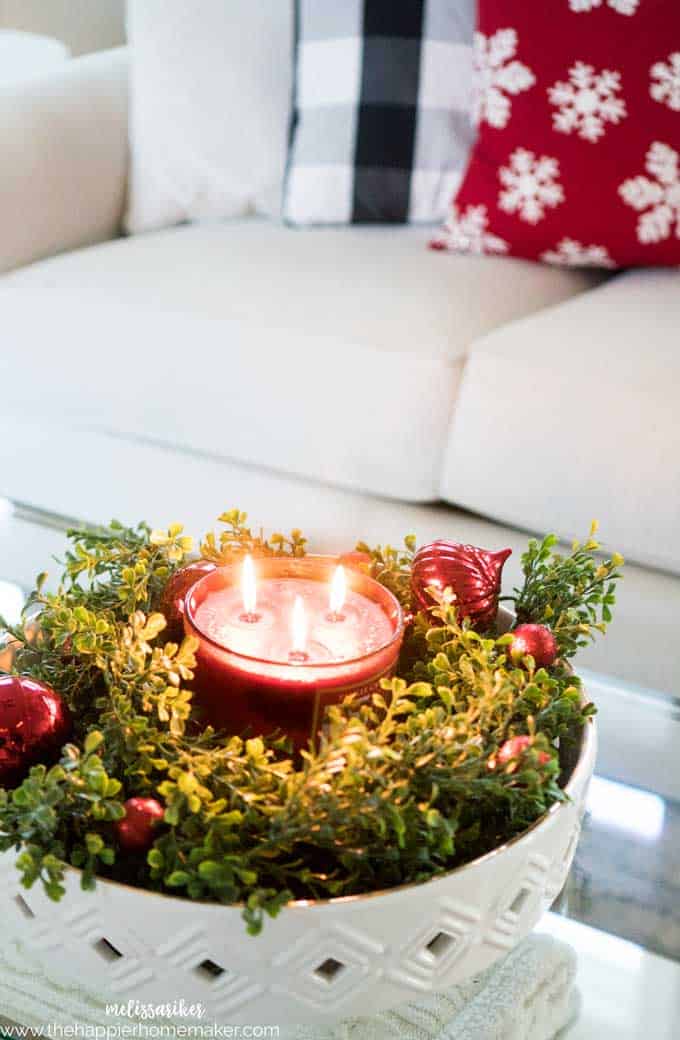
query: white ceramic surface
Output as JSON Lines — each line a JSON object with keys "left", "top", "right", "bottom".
{"left": 0, "top": 714, "right": 596, "bottom": 1025}
{"left": 0, "top": 31, "right": 68, "bottom": 86}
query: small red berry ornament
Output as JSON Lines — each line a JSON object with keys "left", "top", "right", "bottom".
{"left": 411, "top": 542, "right": 512, "bottom": 629}
{"left": 160, "top": 560, "right": 217, "bottom": 642}
{"left": 0, "top": 675, "right": 72, "bottom": 789}
{"left": 114, "top": 797, "right": 165, "bottom": 853}
{"left": 492, "top": 736, "right": 551, "bottom": 769}
{"left": 507, "top": 624, "right": 558, "bottom": 669}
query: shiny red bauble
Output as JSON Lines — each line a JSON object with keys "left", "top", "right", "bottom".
{"left": 0, "top": 675, "right": 72, "bottom": 789}
{"left": 114, "top": 797, "right": 165, "bottom": 853}
{"left": 159, "top": 560, "right": 218, "bottom": 642}
{"left": 507, "top": 624, "right": 559, "bottom": 669}
{"left": 411, "top": 541, "right": 512, "bottom": 629}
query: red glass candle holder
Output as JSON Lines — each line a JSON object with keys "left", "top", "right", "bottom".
{"left": 184, "top": 556, "right": 404, "bottom": 750}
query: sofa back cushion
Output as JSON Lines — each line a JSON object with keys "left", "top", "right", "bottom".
{"left": 125, "top": 0, "right": 293, "bottom": 233}
{"left": 0, "top": 0, "right": 124, "bottom": 56}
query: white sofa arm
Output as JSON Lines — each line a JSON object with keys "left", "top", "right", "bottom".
{"left": 0, "top": 47, "right": 128, "bottom": 274}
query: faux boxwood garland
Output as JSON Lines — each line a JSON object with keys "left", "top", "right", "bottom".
{"left": 0, "top": 511, "right": 622, "bottom": 935}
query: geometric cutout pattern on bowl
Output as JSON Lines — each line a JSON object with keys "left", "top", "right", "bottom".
{"left": 195, "top": 958, "right": 227, "bottom": 981}
{"left": 486, "top": 853, "right": 550, "bottom": 951}
{"left": 272, "top": 922, "right": 383, "bottom": 1012}
{"left": 314, "top": 957, "right": 346, "bottom": 983}
{"left": 394, "top": 902, "right": 481, "bottom": 989}
{"left": 94, "top": 937, "right": 124, "bottom": 963}
{"left": 14, "top": 893, "right": 35, "bottom": 920}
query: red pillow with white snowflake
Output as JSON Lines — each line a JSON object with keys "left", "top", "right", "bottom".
{"left": 432, "top": 0, "right": 680, "bottom": 268}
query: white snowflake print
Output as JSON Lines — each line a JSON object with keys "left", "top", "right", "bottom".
{"left": 548, "top": 62, "right": 626, "bottom": 142}
{"left": 431, "top": 205, "right": 508, "bottom": 255}
{"left": 541, "top": 238, "right": 617, "bottom": 267}
{"left": 568, "top": 0, "right": 640, "bottom": 14}
{"left": 619, "top": 142, "right": 680, "bottom": 244}
{"left": 569, "top": 0, "right": 600, "bottom": 11}
{"left": 498, "top": 149, "right": 565, "bottom": 224}
{"left": 650, "top": 53, "right": 680, "bottom": 112}
{"left": 472, "top": 28, "right": 535, "bottom": 129}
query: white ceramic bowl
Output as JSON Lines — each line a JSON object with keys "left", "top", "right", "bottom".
{"left": 0, "top": 603, "right": 596, "bottom": 1025}
{"left": 0, "top": 721, "right": 595, "bottom": 1026}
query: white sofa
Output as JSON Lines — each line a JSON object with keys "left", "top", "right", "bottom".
{"left": 0, "top": 0, "right": 125, "bottom": 56}
{"left": 1, "top": 48, "right": 679, "bottom": 705}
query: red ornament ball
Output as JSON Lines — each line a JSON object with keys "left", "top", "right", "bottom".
{"left": 507, "top": 624, "right": 558, "bottom": 669}
{"left": 494, "top": 735, "right": 551, "bottom": 768}
{"left": 0, "top": 675, "right": 72, "bottom": 789}
{"left": 160, "top": 560, "right": 217, "bottom": 642}
{"left": 114, "top": 797, "right": 165, "bottom": 853}
{"left": 411, "top": 541, "right": 512, "bottom": 629}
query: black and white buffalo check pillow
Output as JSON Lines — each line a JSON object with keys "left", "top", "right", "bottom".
{"left": 284, "top": 1, "right": 475, "bottom": 225}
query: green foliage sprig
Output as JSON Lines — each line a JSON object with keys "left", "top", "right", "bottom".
{"left": 0, "top": 513, "right": 621, "bottom": 934}
{"left": 201, "top": 509, "right": 307, "bottom": 565}
{"left": 61, "top": 520, "right": 194, "bottom": 614}
{"left": 0, "top": 733, "right": 124, "bottom": 899}
{"left": 508, "top": 520, "right": 624, "bottom": 658}
{"left": 355, "top": 535, "right": 416, "bottom": 608}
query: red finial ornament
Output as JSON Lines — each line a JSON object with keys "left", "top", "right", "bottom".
{"left": 411, "top": 541, "right": 512, "bottom": 629}
{"left": 0, "top": 675, "right": 72, "bottom": 789}
{"left": 114, "top": 797, "right": 165, "bottom": 853}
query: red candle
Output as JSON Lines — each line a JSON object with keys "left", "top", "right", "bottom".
{"left": 184, "top": 556, "right": 404, "bottom": 750}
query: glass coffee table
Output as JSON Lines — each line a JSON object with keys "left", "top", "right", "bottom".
{"left": 1, "top": 497, "right": 679, "bottom": 1038}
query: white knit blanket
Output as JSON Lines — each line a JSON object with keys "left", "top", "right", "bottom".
{"left": 0, "top": 933, "right": 579, "bottom": 1040}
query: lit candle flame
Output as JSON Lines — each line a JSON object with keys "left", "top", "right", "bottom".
{"left": 291, "top": 595, "right": 308, "bottom": 656}
{"left": 242, "top": 555, "right": 257, "bottom": 616}
{"left": 329, "top": 565, "right": 347, "bottom": 616}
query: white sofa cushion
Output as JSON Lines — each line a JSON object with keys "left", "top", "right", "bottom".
{"left": 2, "top": 222, "right": 598, "bottom": 501}
{"left": 440, "top": 267, "right": 680, "bottom": 574}
{"left": 0, "top": 0, "right": 125, "bottom": 56}
{"left": 5, "top": 222, "right": 599, "bottom": 359}
{"left": 125, "top": 1, "right": 293, "bottom": 232}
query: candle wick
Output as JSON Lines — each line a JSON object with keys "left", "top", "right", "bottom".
{"left": 326, "top": 611, "right": 346, "bottom": 624}
{"left": 239, "top": 611, "right": 261, "bottom": 624}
